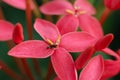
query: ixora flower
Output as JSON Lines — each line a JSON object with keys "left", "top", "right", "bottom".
{"left": 104, "top": 0, "right": 120, "bottom": 10}
{"left": 8, "top": 18, "right": 96, "bottom": 80}
{"left": 75, "top": 27, "right": 118, "bottom": 70}
{"left": 40, "top": 0, "right": 103, "bottom": 37}
{"left": 2, "top": 0, "right": 34, "bottom": 10}
{"left": 54, "top": 55, "right": 104, "bottom": 80}
{"left": 0, "top": 20, "right": 14, "bottom": 41}
{"left": 40, "top": 0, "right": 95, "bottom": 15}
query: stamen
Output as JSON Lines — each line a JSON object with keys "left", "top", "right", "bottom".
{"left": 56, "top": 35, "right": 61, "bottom": 45}
{"left": 79, "top": 11, "right": 86, "bottom": 14}
{"left": 66, "top": 9, "right": 74, "bottom": 15}
{"left": 46, "top": 39, "right": 54, "bottom": 45}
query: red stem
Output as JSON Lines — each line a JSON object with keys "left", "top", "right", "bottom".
{"left": 20, "top": 59, "right": 34, "bottom": 80}
{"left": 0, "top": 60, "right": 23, "bottom": 80}
{"left": 0, "top": 7, "right": 5, "bottom": 19}
{"left": 25, "top": 0, "right": 41, "bottom": 76}
{"left": 25, "top": 0, "right": 33, "bottom": 40}
{"left": 32, "top": 59, "right": 42, "bottom": 76}
{"left": 99, "top": 8, "right": 111, "bottom": 25}
{"left": 45, "top": 61, "right": 54, "bottom": 80}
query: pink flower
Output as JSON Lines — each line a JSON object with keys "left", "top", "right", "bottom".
{"left": 40, "top": 0, "right": 95, "bottom": 15}
{"left": 40, "top": 0, "right": 101, "bottom": 35}
{"left": 8, "top": 18, "right": 95, "bottom": 80}
{"left": 54, "top": 55, "right": 104, "bottom": 80}
{"left": 0, "top": 20, "right": 14, "bottom": 41}
{"left": 75, "top": 30, "right": 115, "bottom": 70}
{"left": 2, "top": 0, "right": 34, "bottom": 10}
{"left": 81, "top": 15, "right": 116, "bottom": 57}
{"left": 104, "top": 0, "right": 120, "bottom": 10}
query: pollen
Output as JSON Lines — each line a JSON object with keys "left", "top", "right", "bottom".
{"left": 56, "top": 35, "right": 61, "bottom": 45}
{"left": 66, "top": 9, "right": 74, "bottom": 15}
{"left": 46, "top": 39, "right": 54, "bottom": 45}
{"left": 79, "top": 11, "right": 86, "bottom": 14}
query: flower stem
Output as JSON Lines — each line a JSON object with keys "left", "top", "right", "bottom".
{"left": 0, "top": 7, "right": 5, "bottom": 19}
{"left": 25, "top": 0, "right": 33, "bottom": 40}
{"left": 20, "top": 59, "right": 35, "bottom": 80}
{"left": 0, "top": 60, "right": 23, "bottom": 80}
{"left": 45, "top": 61, "right": 54, "bottom": 80}
{"left": 31, "top": 0, "right": 41, "bottom": 18}
{"left": 32, "top": 59, "right": 42, "bottom": 76}
{"left": 25, "top": 0, "right": 41, "bottom": 77}
{"left": 99, "top": 8, "right": 111, "bottom": 25}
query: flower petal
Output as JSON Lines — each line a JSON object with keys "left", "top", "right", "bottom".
{"left": 40, "top": 1, "right": 73, "bottom": 15}
{"left": 13, "top": 23, "right": 24, "bottom": 44}
{"left": 95, "top": 34, "right": 114, "bottom": 50}
{"left": 8, "top": 40, "right": 54, "bottom": 58}
{"left": 75, "top": 47, "right": 95, "bottom": 70}
{"left": 0, "top": 20, "right": 14, "bottom": 41}
{"left": 51, "top": 47, "right": 77, "bottom": 80}
{"left": 56, "top": 15, "right": 79, "bottom": 35}
{"left": 60, "top": 32, "right": 96, "bottom": 52}
{"left": 101, "top": 48, "right": 120, "bottom": 60}
{"left": 34, "top": 18, "right": 60, "bottom": 42}
{"left": 79, "top": 55, "right": 104, "bottom": 80}
{"left": 101, "top": 60, "right": 120, "bottom": 80}
{"left": 104, "top": 0, "right": 120, "bottom": 10}
{"left": 74, "top": 0, "right": 96, "bottom": 15}
{"left": 2, "top": 0, "right": 34, "bottom": 10}
{"left": 78, "top": 14, "right": 104, "bottom": 39}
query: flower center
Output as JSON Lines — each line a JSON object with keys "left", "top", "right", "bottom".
{"left": 46, "top": 36, "right": 61, "bottom": 49}
{"left": 66, "top": 6, "right": 86, "bottom": 17}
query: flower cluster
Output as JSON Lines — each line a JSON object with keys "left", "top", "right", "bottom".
{"left": 0, "top": 0, "right": 120, "bottom": 80}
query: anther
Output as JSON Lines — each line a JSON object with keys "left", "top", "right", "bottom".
{"left": 66, "top": 9, "right": 74, "bottom": 15}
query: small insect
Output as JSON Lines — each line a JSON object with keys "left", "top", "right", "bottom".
{"left": 46, "top": 44, "right": 57, "bottom": 49}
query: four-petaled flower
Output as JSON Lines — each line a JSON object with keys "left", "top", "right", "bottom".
{"left": 40, "top": 0, "right": 103, "bottom": 38}
{"left": 8, "top": 18, "right": 96, "bottom": 80}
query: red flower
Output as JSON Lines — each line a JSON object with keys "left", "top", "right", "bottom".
{"left": 75, "top": 30, "right": 115, "bottom": 70}
{"left": 40, "top": 0, "right": 101, "bottom": 36}
{"left": 8, "top": 18, "right": 96, "bottom": 80}
{"left": 40, "top": 0, "right": 95, "bottom": 15}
